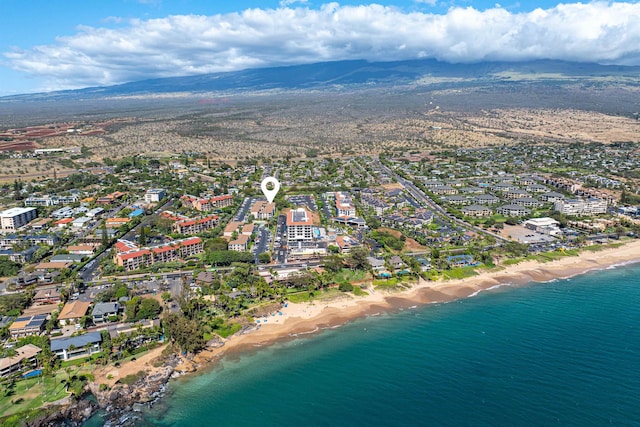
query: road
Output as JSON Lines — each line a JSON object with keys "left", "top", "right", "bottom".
{"left": 77, "top": 199, "right": 173, "bottom": 282}
{"left": 378, "top": 162, "right": 508, "bottom": 243}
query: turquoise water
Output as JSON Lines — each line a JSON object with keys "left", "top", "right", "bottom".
{"left": 101, "top": 263, "right": 640, "bottom": 426}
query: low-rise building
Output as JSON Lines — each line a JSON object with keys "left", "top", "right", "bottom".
{"left": 462, "top": 205, "right": 493, "bottom": 217}
{"left": 228, "top": 234, "right": 250, "bottom": 252}
{"left": 0, "top": 344, "right": 41, "bottom": 377}
{"left": 50, "top": 332, "right": 102, "bottom": 361}
{"left": 172, "top": 215, "right": 219, "bottom": 235}
{"left": 496, "top": 204, "right": 531, "bottom": 217}
{"left": 9, "top": 315, "right": 47, "bottom": 338}
{"left": 523, "top": 218, "right": 562, "bottom": 236}
{"left": 335, "top": 192, "right": 357, "bottom": 217}
{"left": 114, "top": 237, "right": 204, "bottom": 271}
{"left": 92, "top": 302, "right": 119, "bottom": 323}
{"left": 58, "top": 300, "right": 92, "bottom": 325}
{"left": 250, "top": 201, "right": 276, "bottom": 220}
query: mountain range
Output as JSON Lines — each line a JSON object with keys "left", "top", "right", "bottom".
{"left": 3, "top": 58, "right": 640, "bottom": 102}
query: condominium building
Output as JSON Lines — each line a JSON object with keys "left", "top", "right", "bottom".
{"left": 144, "top": 188, "right": 166, "bottom": 203}
{"left": 114, "top": 237, "right": 204, "bottom": 271}
{"left": 182, "top": 194, "right": 233, "bottom": 211}
{"left": 554, "top": 198, "right": 607, "bottom": 216}
{"left": 250, "top": 201, "right": 276, "bottom": 220}
{"left": 0, "top": 207, "right": 37, "bottom": 231}
{"left": 335, "top": 192, "right": 356, "bottom": 217}
{"left": 172, "top": 215, "right": 219, "bottom": 235}
{"left": 287, "top": 208, "right": 314, "bottom": 241}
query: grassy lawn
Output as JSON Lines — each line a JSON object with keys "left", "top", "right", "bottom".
{"left": 333, "top": 269, "right": 368, "bottom": 283}
{"left": 0, "top": 369, "right": 87, "bottom": 417}
{"left": 352, "top": 286, "right": 368, "bottom": 296}
{"left": 442, "top": 267, "right": 479, "bottom": 280}
{"left": 60, "top": 352, "right": 103, "bottom": 368}
{"left": 287, "top": 288, "right": 343, "bottom": 303}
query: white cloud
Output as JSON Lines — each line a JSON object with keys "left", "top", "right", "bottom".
{"left": 5, "top": 2, "right": 640, "bottom": 90}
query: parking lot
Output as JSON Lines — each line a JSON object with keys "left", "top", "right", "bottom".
{"left": 503, "top": 225, "right": 558, "bottom": 244}
{"left": 287, "top": 195, "right": 318, "bottom": 211}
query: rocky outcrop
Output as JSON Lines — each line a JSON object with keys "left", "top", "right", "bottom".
{"left": 27, "top": 398, "right": 98, "bottom": 427}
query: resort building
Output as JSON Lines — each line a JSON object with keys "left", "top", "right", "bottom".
{"left": 472, "top": 194, "right": 500, "bottom": 205}
{"left": 554, "top": 198, "right": 608, "bottom": 216}
{"left": 496, "top": 204, "right": 531, "bottom": 217}
{"left": 50, "top": 332, "right": 102, "bottom": 361}
{"left": 335, "top": 192, "right": 357, "bottom": 217}
{"left": 114, "top": 237, "right": 204, "bottom": 271}
{"left": 24, "top": 195, "right": 78, "bottom": 207}
{"left": 250, "top": 201, "right": 276, "bottom": 220}
{"left": 181, "top": 194, "right": 233, "bottom": 211}
{"left": 0, "top": 207, "right": 37, "bottom": 231}
{"left": 0, "top": 344, "right": 41, "bottom": 377}
{"left": 513, "top": 197, "right": 542, "bottom": 208}
{"left": 540, "top": 192, "right": 566, "bottom": 203}
{"left": 228, "top": 234, "right": 250, "bottom": 252}
{"left": 172, "top": 215, "right": 219, "bottom": 235}
{"left": 287, "top": 208, "right": 314, "bottom": 241}
{"left": 462, "top": 205, "right": 493, "bottom": 217}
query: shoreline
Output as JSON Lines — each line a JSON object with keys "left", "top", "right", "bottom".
{"left": 189, "top": 239, "right": 640, "bottom": 369}
{"left": 85, "top": 240, "right": 640, "bottom": 423}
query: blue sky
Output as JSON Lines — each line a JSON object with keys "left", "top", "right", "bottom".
{"left": 1, "top": 0, "right": 639, "bottom": 95}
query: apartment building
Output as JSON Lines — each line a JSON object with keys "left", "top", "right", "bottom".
{"left": 287, "top": 208, "right": 314, "bottom": 241}
{"left": 0, "top": 207, "right": 37, "bottom": 231}
{"left": 114, "top": 237, "right": 204, "bottom": 271}
{"left": 554, "top": 198, "right": 608, "bottom": 216}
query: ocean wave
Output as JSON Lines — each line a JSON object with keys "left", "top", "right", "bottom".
{"left": 468, "top": 283, "right": 513, "bottom": 298}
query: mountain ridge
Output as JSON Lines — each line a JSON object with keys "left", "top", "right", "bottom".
{"left": 3, "top": 58, "right": 640, "bottom": 102}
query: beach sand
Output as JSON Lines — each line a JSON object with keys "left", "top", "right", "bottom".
{"left": 94, "top": 240, "right": 640, "bottom": 384}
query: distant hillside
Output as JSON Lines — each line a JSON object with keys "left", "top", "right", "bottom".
{"left": 3, "top": 58, "right": 640, "bottom": 101}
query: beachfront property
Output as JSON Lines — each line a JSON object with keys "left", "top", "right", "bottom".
{"left": 287, "top": 208, "right": 314, "bottom": 241}
{"left": 523, "top": 218, "right": 562, "bottom": 236}
{"left": 0, "top": 207, "right": 38, "bottom": 231}
{"left": 50, "top": 332, "right": 102, "bottom": 361}
{"left": 554, "top": 198, "right": 608, "bottom": 216}
{"left": 0, "top": 344, "right": 41, "bottom": 377}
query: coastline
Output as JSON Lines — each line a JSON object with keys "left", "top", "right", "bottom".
{"left": 190, "top": 239, "right": 640, "bottom": 368}
{"left": 84, "top": 239, "right": 640, "bottom": 423}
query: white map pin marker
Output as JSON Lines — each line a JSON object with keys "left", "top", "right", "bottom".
{"left": 261, "top": 177, "right": 280, "bottom": 203}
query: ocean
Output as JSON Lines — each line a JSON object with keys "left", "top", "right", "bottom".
{"left": 89, "top": 263, "right": 640, "bottom": 426}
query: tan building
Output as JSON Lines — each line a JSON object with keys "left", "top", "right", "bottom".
{"left": 250, "top": 201, "right": 276, "bottom": 220}
{"left": 0, "top": 344, "right": 41, "bottom": 377}
{"left": 58, "top": 300, "right": 92, "bottom": 325}
{"left": 228, "top": 234, "right": 250, "bottom": 252}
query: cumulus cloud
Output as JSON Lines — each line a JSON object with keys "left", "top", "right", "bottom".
{"left": 4, "top": 2, "right": 640, "bottom": 89}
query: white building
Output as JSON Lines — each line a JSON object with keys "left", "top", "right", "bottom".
{"left": 144, "top": 188, "right": 166, "bottom": 203}
{"left": 287, "top": 208, "right": 314, "bottom": 241}
{"left": 523, "top": 217, "right": 562, "bottom": 236}
{"left": 335, "top": 192, "right": 356, "bottom": 217}
{"left": 0, "top": 207, "right": 37, "bottom": 231}
{"left": 554, "top": 198, "right": 607, "bottom": 216}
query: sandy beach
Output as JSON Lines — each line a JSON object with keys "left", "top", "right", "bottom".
{"left": 94, "top": 240, "right": 640, "bottom": 384}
